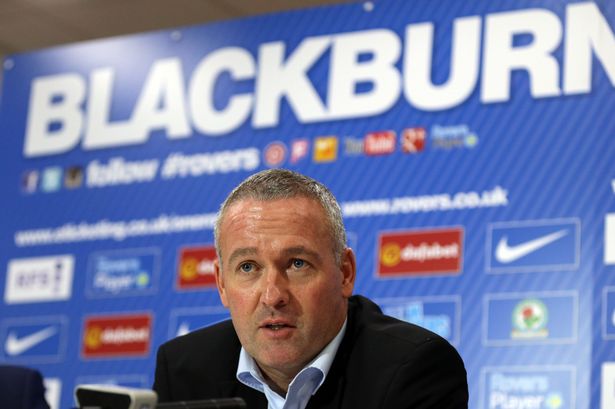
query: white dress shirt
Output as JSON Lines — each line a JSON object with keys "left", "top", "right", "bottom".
{"left": 237, "top": 320, "right": 347, "bottom": 409}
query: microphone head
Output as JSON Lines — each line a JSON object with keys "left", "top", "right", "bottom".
{"left": 74, "top": 384, "right": 157, "bottom": 409}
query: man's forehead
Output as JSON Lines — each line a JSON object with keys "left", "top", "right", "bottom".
{"left": 223, "top": 196, "right": 324, "bottom": 219}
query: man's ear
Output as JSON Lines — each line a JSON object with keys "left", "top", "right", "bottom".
{"left": 340, "top": 247, "right": 356, "bottom": 298}
{"left": 214, "top": 259, "right": 229, "bottom": 307}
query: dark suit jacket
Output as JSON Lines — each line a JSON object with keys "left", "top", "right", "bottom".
{"left": 154, "top": 295, "right": 468, "bottom": 408}
{"left": 0, "top": 365, "right": 50, "bottom": 409}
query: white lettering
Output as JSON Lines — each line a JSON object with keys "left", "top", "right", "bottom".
{"left": 491, "top": 374, "right": 549, "bottom": 392}
{"left": 20, "top": 3, "right": 615, "bottom": 157}
{"left": 85, "top": 68, "right": 139, "bottom": 149}
{"left": 100, "top": 327, "right": 149, "bottom": 344}
{"left": 132, "top": 58, "right": 191, "bottom": 139}
{"left": 404, "top": 17, "right": 481, "bottom": 110}
{"left": 564, "top": 2, "right": 615, "bottom": 93}
{"left": 328, "top": 29, "right": 401, "bottom": 118}
{"left": 489, "top": 391, "right": 544, "bottom": 409}
{"left": 190, "top": 48, "right": 255, "bottom": 135}
{"left": 482, "top": 9, "right": 562, "bottom": 103}
{"left": 86, "top": 157, "right": 159, "bottom": 187}
{"left": 254, "top": 37, "right": 330, "bottom": 127}
{"left": 401, "top": 243, "right": 459, "bottom": 262}
{"left": 24, "top": 74, "right": 85, "bottom": 157}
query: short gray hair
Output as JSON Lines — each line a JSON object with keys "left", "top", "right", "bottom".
{"left": 214, "top": 169, "right": 347, "bottom": 264}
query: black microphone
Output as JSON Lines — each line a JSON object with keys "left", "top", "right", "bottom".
{"left": 74, "top": 384, "right": 246, "bottom": 409}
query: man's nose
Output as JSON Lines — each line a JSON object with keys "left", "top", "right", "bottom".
{"left": 261, "top": 269, "right": 289, "bottom": 308}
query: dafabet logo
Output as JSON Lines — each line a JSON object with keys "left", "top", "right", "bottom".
{"left": 82, "top": 314, "right": 151, "bottom": 359}
{"left": 176, "top": 245, "right": 217, "bottom": 289}
{"left": 377, "top": 228, "right": 463, "bottom": 277}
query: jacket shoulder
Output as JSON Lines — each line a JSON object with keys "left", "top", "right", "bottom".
{"left": 156, "top": 319, "right": 240, "bottom": 376}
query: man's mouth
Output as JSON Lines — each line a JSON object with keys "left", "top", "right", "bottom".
{"left": 260, "top": 320, "right": 294, "bottom": 331}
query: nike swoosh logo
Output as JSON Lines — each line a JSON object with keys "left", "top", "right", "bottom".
{"left": 495, "top": 229, "right": 568, "bottom": 263}
{"left": 5, "top": 326, "right": 58, "bottom": 356}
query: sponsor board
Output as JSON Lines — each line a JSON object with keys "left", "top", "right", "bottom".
{"left": 602, "top": 287, "right": 615, "bottom": 340}
{"left": 168, "top": 307, "right": 230, "bottom": 340}
{"left": 377, "top": 296, "right": 460, "bottom": 345}
{"left": 483, "top": 292, "right": 578, "bottom": 346}
{"left": 176, "top": 244, "right": 217, "bottom": 290}
{"left": 480, "top": 366, "right": 575, "bottom": 409}
{"left": 86, "top": 248, "right": 160, "bottom": 298}
{"left": 602, "top": 363, "right": 615, "bottom": 409}
{"left": 376, "top": 227, "right": 463, "bottom": 277}
{"left": 0, "top": 316, "right": 68, "bottom": 363}
{"left": 487, "top": 219, "right": 580, "bottom": 273}
{"left": 81, "top": 313, "right": 151, "bottom": 359}
{"left": 4, "top": 255, "right": 74, "bottom": 304}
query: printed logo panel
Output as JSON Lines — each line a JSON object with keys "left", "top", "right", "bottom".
{"left": 605, "top": 214, "right": 615, "bottom": 265}
{"left": 602, "top": 363, "right": 615, "bottom": 409}
{"left": 377, "top": 297, "right": 460, "bottom": 345}
{"left": 480, "top": 366, "right": 574, "bottom": 409}
{"left": 0, "top": 316, "right": 68, "bottom": 363}
{"left": 377, "top": 227, "right": 463, "bottom": 277}
{"left": 487, "top": 219, "right": 579, "bottom": 273}
{"left": 21, "top": 170, "right": 39, "bottom": 193}
{"left": 602, "top": 287, "right": 615, "bottom": 340}
{"left": 313, "top": 136, "right": 338, "bottom": 163}
{"left": 86, "top": 248, "right": 160, "bottom": 298}
{"left": 344, "top": 137, "right": 363, "bottom": 156}
{"left": 168, "top": 307, "right": 230, "bottom": 340}
{"left": 483, "top": 292, "right": 578, "bottom": 346}
{"left": 290, "top": 139, "right": 309, "bottom": 164}
{"left": 176, "top": 245, "right": 217, "bottom": 289}
{"left": 401, "top": 127, "right": 426, "bottom": 153}
{"left": 364, "top": 131, "right": 396, "bottom": 155}
{"left": 4, "top": 255, "right": 74, "bottom": 304}
{"left": 82, "top": 313, "right": 151, "bottom": 359}
{"left": 41, "top": 167, "right": 62, "bottom": 192}
{"left": 263, "top": 141, "right": 287, "bottom": 167}
{"left": 430, "top": 124, "right": 478, "bottom": 150}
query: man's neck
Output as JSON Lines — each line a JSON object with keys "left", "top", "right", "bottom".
{"left": 258, "top": 362, "right": 301, "bottom": 395}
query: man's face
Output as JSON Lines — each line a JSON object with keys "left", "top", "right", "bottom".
{"left": 214, "top": 197, "right": 355, "bottom": 380}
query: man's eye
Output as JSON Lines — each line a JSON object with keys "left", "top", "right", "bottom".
{"left": 239, "top": 263, "right": 254, "bottom": 273}
{"left": 292, "top": 259, "right": 305, "bottom": 269}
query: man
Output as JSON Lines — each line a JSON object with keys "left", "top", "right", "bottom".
{"left": 154, "top": 169, "right": 468, "bottom": 408}
{"left": 0, "top": 365, "right": 50, "bottom": 409}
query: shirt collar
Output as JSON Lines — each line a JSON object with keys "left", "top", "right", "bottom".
{"left": 237, "top": 319, "right": 347, "bottom": 395}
